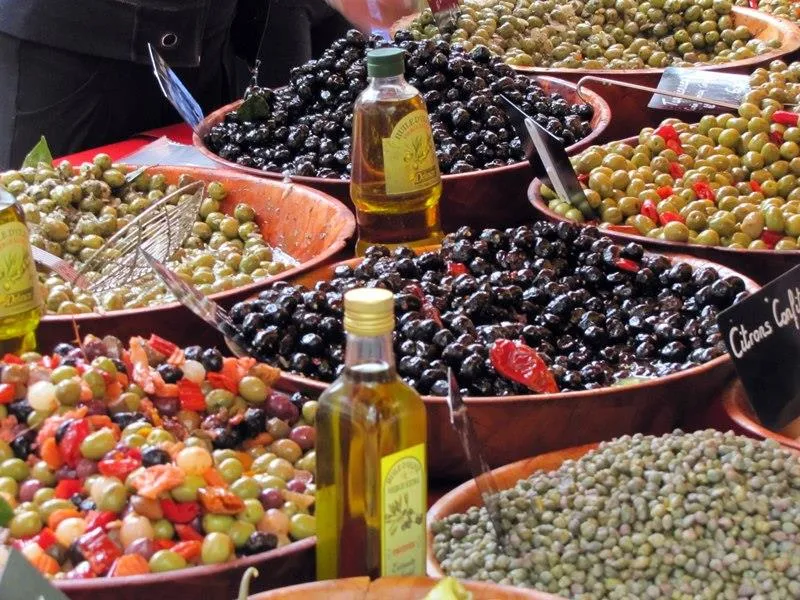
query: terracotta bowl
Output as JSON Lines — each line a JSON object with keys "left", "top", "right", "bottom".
{"left": 192, "top": 77, "right": 610, "bottom": 231}
{"left": 528, "top": 158, "right": 800, "bottom": 285}
{"left": 56, "top": 537, "right": 315, "bottom": 600}
{"left": 425, "top": 444, "right": 597, "bottom": 586}
{"left": 267, "top": 249, "right": 760, "bottom": 480}
{"left": 37, "top": 166, "right": 355, "bottom": 353}
{"left": 250, "top": 576, "right": 558, "bottom": 599}
{"left": 720, "top": 379, "right": 800, "bottom": 452}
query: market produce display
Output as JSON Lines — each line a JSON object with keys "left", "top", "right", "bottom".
{"left": 231, "top": 222, "right": 746, "bottom": 397}
{"left": 737, "top": 0, "right": 800, "bottom": 23}
{"left": 431, "top": 429, "right": 800, "bottom": 599}
{"left": 403, "top": 0, "right": 776, "bottom": 69}
{"left": 0, "top": 157, "right": 293, "bottom": 314}
{"left": 0, "top": 335, "right": 316, "bottom": 578}
{"left": 202, "top": 30, "right": 594, "bottom": 178}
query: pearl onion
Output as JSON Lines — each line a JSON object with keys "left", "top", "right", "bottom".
{"left": 55, "top": 517, "right": 87, "bottom": 547}
{"left": 182, "top": 360, "right": 206, "bottom": 384}
{"left": 27, "top": 381, "right": 58, "bottom": 412}
{"left": 119, "top": 514, "right": 154, "bottom": 548}
{"left": 176, "top": 446, "right": 213, "bottom": 475}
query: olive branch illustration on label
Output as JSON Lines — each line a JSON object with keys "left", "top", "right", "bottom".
{"left": 0, "top": 249, "right": 30, "bottom": 292}
{"left": 385, "top": 492, "right": 423, "bottom": 535}
{"left": 403, "top": 135, "right": 432, "bottom": 172}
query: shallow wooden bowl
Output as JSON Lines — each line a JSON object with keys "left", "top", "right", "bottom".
{"left": 192, "top": 78, "right": 610, "bottom": 231}
{"left": 528, "top": 166, "right": 800, "bottom": 285}
{"left": 720, "top": 380, "right": 800, "bottom": 451}
{"left": 56, "top": 537, "right": 315, "bottom": 600}
{"left": 274, "top": 249, "right": 759, "bottom": 480}
{"left": 37, "top": 166, "right": 355, "bottom": 353}
{"left": 250, "top": 576, "right": 558, "bottom": 599}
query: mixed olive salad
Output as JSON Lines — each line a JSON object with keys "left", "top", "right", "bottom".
{"left": 0, "top": 335, "right": 316, "bottom": 578}
{"left": 405, "top": 0, "right": 775, "bottom": 69}
{"left": 0, "top": 155, "right": 293, "bottom": 315}
{"left": 229, "top": 223, "right": 746, "bottom": 397}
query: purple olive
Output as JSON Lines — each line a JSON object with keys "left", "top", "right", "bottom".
{"left": 125, "top": 537, "right": 156, "bottom": 560}
{"left": 289, "top": 425, "right": 315, "bottom": 451}
{"left": 266, "top": 392, "right": 299, "bottom": 424}
{"left": 259, "top": 488, "right": 284, "bottom": 510}
{"left": 75, "top": 458, "right": 98, "bottom": 479}
{"left": 18, "top": 479, "right": 43, "bottom": 502}
{"left": 286, "top": 479, "right": 307, "bottom": 493}
{"left": 153, "top": 396, "right": 180, "bottom": 417}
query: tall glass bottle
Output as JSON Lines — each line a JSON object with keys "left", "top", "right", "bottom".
{"left": 0, "top": 188, "right": 42, "bottom": 354}
{"left": 315, "top": 288, "right": 427, "bottom": 580}
{"left": 350, "top": 47, "right": 443, "bottom": 256}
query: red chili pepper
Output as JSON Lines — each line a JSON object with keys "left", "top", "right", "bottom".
{"left": 641, "top": 199, "right": 659, "bottom": 223}
{"left": 656, "top": 186, "right": 673, "bottom": 199}
{"left": 160, "top": 499, "right": 200, "bottom": 524}
{"left": 175, "top": 524, "right": 204, "bottom": 542}
{"left": 54, "top": 479, "right": 83, "bottom": 500}
{"left": 769, "top": 130, "right": 784, "bottom": 145}
{"left": 58, "top": 419, "right": 91, "bottom": 468}
{"left": 155, "top": 539, "right": 176, "bottom": 550}
{"left": 446, "top": 261, "right": 469, "bottom": 276}
{"left": 654, "top": 124, "right": 679, "bottom": 141}
{"left": 2, "top": 353, "right": 23, "bottom": 365}
{"left": 692, "top": 182, "right": 715, "bottom": 201}
{"left": 177, "top": 379, "right": 206, "bottom": 411}
{"left": 206, "top": 372, "right": 238, "bottom": 394}
{"left": 659, "top": 211, "right": 685, "bottom": 225}
{"left": 32, "top": 528, "right": 58, "bottom": 551}
{"left": 76, "top": 528, "right": 122, "bottom": 575}
{"left": 605, "top": 225, "right": 640, "bottom": 234}
{"left": 406, "top": 284, "right": 443, "bottom": 326}
{"left": 577, "top": 173, "right": 589, "bottom": 184}
{"left": 749, "top": 179, "right": 763, "bottom": 193}
{"left": 98, "top": 448, "right": 142, "bottom": 480}
{"left": 148, "top": 334, "right": 178, "bottom": 358}
{"left": 772, "top": 111, "right": 799, "bottom": 127}
{"left": 65, "top": 561, "right": 96, "bottom": 580}
{"left": 761, "top": 230, "right": 783, "bottom": 248}
{"left": 85, "top": 511, "right": 118, "bottom": 532}
{"left": 666, "top": 138, "right": 684, "bottom": 154}
{"left": 40, "top": 355, "right": 60, "bottom": 369}
{"left": 669, "top": 162, "right": 685, "bottom": 179}
{"left": 489, "top": 339, "right": 559, "bottom": 394}
{"left": 0, "top": 383, "right": 14, "bottom": 405}
{"left": 614, "top": 258, "right": 641, "bottom": 273}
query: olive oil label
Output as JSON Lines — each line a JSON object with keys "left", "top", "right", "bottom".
{"left": 0, "top": 222, "right": 40, "bottom": 318}
{"left": 382, "top": 110, "right": 440, "bottom": 196}
{"left": 380, "top": 442, "right": 426, "bottom": 576}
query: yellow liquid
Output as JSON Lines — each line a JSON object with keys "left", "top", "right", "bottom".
{"left": 315, "top": 363, "right": 427, "bottom": 580}
{"left": 350, "top": 92, "right": 443, "bottom": 256}
{"left": 0, "top": 199, "right": 41, "bottom": 354}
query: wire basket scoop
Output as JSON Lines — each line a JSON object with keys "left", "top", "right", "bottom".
{"left": 78, "top": 181, "right": 205, "bottom": 294}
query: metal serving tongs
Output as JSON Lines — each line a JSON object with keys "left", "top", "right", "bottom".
{"left": 446, "top": 368, "right": 506, "bottom": 545}
{"left": 573, "top": 75, "right": 741, "bottom": 110}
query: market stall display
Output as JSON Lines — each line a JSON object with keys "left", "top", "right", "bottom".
{"left": 428, "top": 430, "right": 800, "bottom": 598}
{"left": 737, "top": 0, "right": 800, "bottom": 24}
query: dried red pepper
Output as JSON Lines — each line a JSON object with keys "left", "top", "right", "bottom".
{"left": 669, "top": 162, "right": 685, "bottom": 179}
{"left": 175, "top": 524, "right": 204, "bottom": 542}
{"left": 761, "top": 230, "right": 783, "bottom": 248}
{"left": 772, "top": 111, "right": 799, "bottom": 127}
{"left": 147, "top": 334, "right": 178, "bottom": 358}
{"left": 640, "top": 199, "right": 659, "bottom": 223}
{"left": 749, "top": 180, "right": 763, "bottom": 193}
{"left": 2, "top": 353, "right": 23, "bottom": 365}
{"left": 406, "top": 284, "right": 442, "bottom": 326}
{"left": 54, "top": 479, "right": 83, "bottom": 500}
{"left": 0, "top": 383, "right": 14, "bottom": 405}
{"left": 769, "top": 130, "right": 784, "bottom": 145}
{"left": 31, "top": 528, "right": 58, "bottom": 551}
{"left": 577, "top": 173, "right": 589, "bottom": 184}
{"left": 177, "top": 379, "right": 206, "bottom": 411}
{"left": 446, "top": 261, "right": 469, "bottom": 276}
{"left": 76, "top": 528, "right": 122, "bottom": 575}
{"left": 98, "top": 447, "right": 142, "bottom": 480}
{"left": 659, "top": 211, "right": 685, "bottom": 225}
{"left": 614, "top": 258, "right": 641, "bottom": 273}
{"left": 656, "top": 186, "right": 673, "bottom": 199}
{"left": 489, "top": 339, "right": 558, "bottom": 394}
{"left": 749, "top": 0, "right": 758, "bottom": 8}
{"left": 58, "top": 419, "right": 91, "bottom": 468}
{"left": 85, "top": 511, "right": 117, "bottom": 532}
{"left": 206, "top": 372, "right": 237, "bottom": 394}
{"left": 160, "top": 499, "right": 200, "bottom": 524}
{"left": 692, "top": 182, "right": 715, "bottom": 201}
{"left": 654, "top": 124, "right": 684, "bottom": 153}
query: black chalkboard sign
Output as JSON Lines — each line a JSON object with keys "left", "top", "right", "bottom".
{"left": 0, "top": 547, "right": 70, "bottom": 600}
{"left": 718, "top": 264, "right": 800, "bottom": 430}
{"left": 649, "top": 67, "right": 750, "bottom": 113}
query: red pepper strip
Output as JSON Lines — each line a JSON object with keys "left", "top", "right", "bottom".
{"left": 40, "top": 355, "right": 60, "bottom": 369}
{"left": 177, "top": 379, "right": 206, "bottom": 412}
{"left": 65, "top": 561, "right": 97, "bottom": 580}
{"left": 175, "top": 524, "right": 204, "bottom": 542}
{"left": 2, "top": 353, "right": 23, "bottom": 365}
{"left": 98, "top": 448, "right": 142, "bottom": 480}
{"left": 653, "top": 124, "right": 679, "bottom": 141}
{"left": 147, "top": 334, "right": 178, "bottom": 358}
{"left": 206, "top": 372, "right": 238, "bottom": 394}
{"left": 447, "top": 261, "right": 469, "bottom": 276}
{"left": 406, "top": 284, "right": 443, "bottom": 326}
{"left": 577, "top": 173, "right": 589, "bottom": 184}
{"left": 656, "top": 186, "right": 673, "bottom": 199}
{"left": 604, "top": 225, "right": 640, "bottom": 234}
{"left": 32, "top": 528, "right": 58, "bottom": 551}
{"left": 749, "top": 0, "right": 758, "bottom": 8}
{"left": 772, "top": 111, "right": 799, "bottom": 127}
{"left": 666, "top": 138, "right": 684, "bottom": 154}
{"left": 489, "top": 339, "right": 558, "bottom": 394}
{"left": 615, "top": 258, "right": 641, "bottom": 273}
{"left": 669, "top": 162, "right": 685, "bottom": 179}
{"left": 692, "top": 182, "right": 715, "bottom": 201}
{"left": 160, "top": 499, "right": 200, "bottom": 524}
{"left": 54, "top": 479, "right": 83, "bottom": 500}
{"left": 155, "top": 539, "right": 176, "bottom": 550}
{"left": 76, "top": 528, "right": 122, "bottom": 575}
{"left": 0, "top": 383, "right": 14, "bottom": 405}
{"left": 761, "top": 230, "right": 783, "bottom": 248}
{"left": 659, "top": 211, "right": 685, "bottom": 225}
{"left": 58, "top": 419, "right": 91, "bottom": 468}
{"left": 770, "top": 130, "right": 784, "bottom": 145}
{"left": 85, "top": 511, "right": 118, "bottom": 533}
{"left": 750, "top": 180, "right": 763, "bottom": 193}
{"left": 641, "top": 199, "right": 659, "bottom": 223}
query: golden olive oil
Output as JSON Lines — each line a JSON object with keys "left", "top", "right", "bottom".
{"left": 316, "top": 288, "right": 427, "bottom": 580}
{"left": 350, "top": 48, "right": 443, "bottom": 255}
{"left": 0, "top": 190, "right": 42, "bottom": 354}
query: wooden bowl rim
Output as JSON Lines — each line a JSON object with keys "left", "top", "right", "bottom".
{"left": 191, "top": 77, "right": 611, "bottom": 185}
{"left": 267, "top": 246, "right": 760, "bottom": 404}
{"left": 721, "top": 382, "right": 800, "bottom": 451}
{"left": 528, "top": 135, "right": 800, "bottom": 260}
{"left": 40, "top": 165, "right": 355, "bottom": 324}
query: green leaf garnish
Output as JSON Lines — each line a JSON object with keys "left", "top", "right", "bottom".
{"left": 21, "top": 136, "right": 53, "bottom": 169}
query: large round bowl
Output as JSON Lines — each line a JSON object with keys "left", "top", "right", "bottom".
{"left": 192, "top": 77, "right": 610, "bottom": 231}
{"left": 56, "top": 537, "right": 314, "bottom": 600}
{"left": 266, "top": 250, "right": 760, "bottom": 480}
{"left": 720, "top": 380, "right": 800, "bottom": 451}
{"left": 528, "top": 174, "right": 800, "bottom": 285}
{"left": 37, "top": 166, "right": 355, "bottom": 353}
{"left": 249, "top": 576, "right": 558, "bottom": 599}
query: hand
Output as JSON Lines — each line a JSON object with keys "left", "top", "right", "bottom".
{"left": 327, "top": 0, "right": 422, "bottom": 31}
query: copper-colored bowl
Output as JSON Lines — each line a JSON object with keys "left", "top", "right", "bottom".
{"left": 528, "top": 151, "right": 800, "bottom": 285}
{"left": 56, "top": 537, "right": 315, "bottom": 600}
{"left": 720, "top": 380, "right": 800, "bottom": 451}
{"left": 192, "top": 77, "right": 610, "bottom": 231}
{"left": 269, "top": 249, "right": 760, "bottom": 480}
{"left": 37, "top": 166, "right": 355, "bottom": 353}
{"left": 250, "top": 576, "right": 558, "bottom": 599}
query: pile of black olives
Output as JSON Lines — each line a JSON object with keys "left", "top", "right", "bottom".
{"left": 230, "top": 223, "right": 747, "bottom": 397}
{"left": 203, "top": 30, "right": 594, "bottom": 178}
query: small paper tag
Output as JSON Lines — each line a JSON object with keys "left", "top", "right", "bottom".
{"left": 148, "top": 44, "right": 204, "bottom": 131}
{"left": 0, "top": 548, "right": 71, "bottom": 600}
{"left": 718, "top": 264, "right": 800, "bottom": 430}
{"left": 649, "top": 67, "right": 750, "bottom": 113}
{"left": 427, "top": 0, "right": 459, "bottom": 11}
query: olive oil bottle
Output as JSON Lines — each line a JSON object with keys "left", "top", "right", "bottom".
{"left": 0, "top": 188, "right": 41, "bottom": 354}
{"left": 316, "top": 288, "right": 427, "bottom": 580}
{"left": 350, "top": 48, "right": 443, "bottom": 255}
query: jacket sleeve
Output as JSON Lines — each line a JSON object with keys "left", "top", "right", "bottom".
{"left": 0, "top": 0, "right": 213, "bottom": 67}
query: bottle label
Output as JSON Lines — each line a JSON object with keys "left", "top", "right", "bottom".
{"left": 380, "top": 442, "right": 427, "bottom": 577}
{"left": 382, "top": 110, "right": 440, "bottom": 196}
{"left": 0, "top": 222, "right": 40, "bottom": 318}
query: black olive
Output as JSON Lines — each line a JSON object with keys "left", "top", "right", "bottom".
{"left": 110, "top": 412, "right": 147, "bottom": 430}
{"left": 212, "top": 427, "right": 244, "bottom": 450}
{"left": 200, "top": 348, "right": 223, "bottom": 372}
{"left": 156, "top": 363, "right": 183, "bottom": 384}
{"left": 142, "top": 447, "right": 172, "bottom": 467}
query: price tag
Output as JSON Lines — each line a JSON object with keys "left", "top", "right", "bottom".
{"left": 148, "top": 44, "right": 204, "bottom": 132}
{"left": 0, "top": 547, "right": 70, "bottom": 600}
{"left": 718, "top": 264, "right": 800, "bottom": 430}
{"left": 426, "top": 0, "right": 460, "bottom": 28}
{"left": 649, "top": 67, "right": 750, "bottom": 113}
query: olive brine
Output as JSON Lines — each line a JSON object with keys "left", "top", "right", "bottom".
{"left": 203, "top": 30, "right": 594, "bottom": 178}
{"left": 229, "top": 222, "right": 747, "bottom": 397}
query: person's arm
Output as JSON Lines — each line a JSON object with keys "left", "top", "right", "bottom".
{"left": 325, "top": 0, "right": 423, "bottom": 32}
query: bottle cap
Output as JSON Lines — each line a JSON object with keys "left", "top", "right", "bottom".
{"left": 344, "top": 288, "right": 395, "bottom": 336}
{"left": 366, "top": 48, "right": 405, "bottom": 78}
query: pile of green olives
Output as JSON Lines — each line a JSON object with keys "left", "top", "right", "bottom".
{"left": 548, "top": 103, "right": 800, "bottom": 250}
{"left": 747, "top": 59, "right": 800, "bottom": 108}
{"left": 405, "top": 0, "right": 775, "bottom": 69}
{"left": 736, "top": 0, "right": 800, "bottom": 23}
{"left": 0, "top": 155, "right": 294, "bottom": 314}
